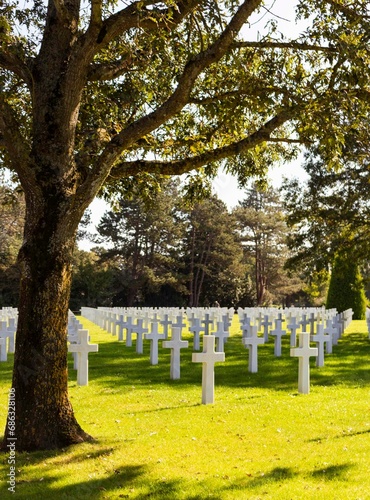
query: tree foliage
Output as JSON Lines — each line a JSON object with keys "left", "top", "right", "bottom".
{"left": 282, "top": 145, "right": 370, "bottom": 277}
{"left": 326, "top": 252, "right": 367, "bottom": 319}
{"left": 183, "top": 195, "right": 245, "bottom": 306}
{"left": 233, "top": 182, "right": 304, "bottom": 306}
{"left": 0, "top": 179, "right": 24, "bottom": 306}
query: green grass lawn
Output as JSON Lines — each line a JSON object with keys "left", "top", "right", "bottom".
{"left": 1, "top": 316, "right": 370, "bottom": 499}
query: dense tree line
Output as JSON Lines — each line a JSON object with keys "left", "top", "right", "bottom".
{"left": 1, "top": 178, "right": 310, "bottom": 310}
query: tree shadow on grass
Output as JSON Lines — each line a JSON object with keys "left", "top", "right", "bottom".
{"left": 0, "top": 461, "right": 223, "bottom": 500}
{"left": 310, "top": 462, "right": 355, "bottom": 480}
{"left": 243, "top": 466, "right": 297, "bottom": 488}
{"left": 0, "top": 463, "right": 148, "bottom": 499}
{"left": 222, "top": 462, "right": 355, "bottom": 494}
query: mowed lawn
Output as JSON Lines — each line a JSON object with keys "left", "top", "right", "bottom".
{"left": 1, "top": 315, "right": 370, "bottom": 499}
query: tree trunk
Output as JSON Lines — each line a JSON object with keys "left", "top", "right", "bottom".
{"left": 1, "top": 196, "right": 92, "bottom": 451}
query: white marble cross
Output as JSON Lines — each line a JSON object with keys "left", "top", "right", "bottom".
{"left": 290, "top": 332, "right": 318, "bottom": 394}
{"left": 189, "top": 318, "right": 203, "bottom": 351}
{"left": 144, "top": 321, "right": 165, "bottom": 365}
{"left": 125, "top": 316, "right": 135, "bottom": 347}
{"left": 222, "top": 314, "right": 231, "bottom": 331}
{"left": 162, "top": 327, "right": 189, "bottom": 379}
{"left": 6, "top": 318, "right": 16, "bottom": 353}
{"left": 311, "top": 323, "right": 330, "bottom": 367}
{"left": 192, "top": 335, "right": 225, "bottom": 404}
{"left": 160, "top": 314, "right": 172, "bottom": 339}
{"left": 68, "top": 330, "right": 99, "bottom": 386}
{"left": 172, "top": 315, "right": 186, "bottom": 335}
{"left": 270, "top": 319, "right": 286, "bottom": 357}
{"left": 0, "top": 321, "right": 15, "bottom": 356}
{"left": 213, "top": 321, "right": 229, "bottom": 352}
{"left": 242, "top": 325, "right": 264, "bottom": 373}
{"left": 0, "top": 337, "right": 7, "bottom": 362}
{"left": 308, "top": 313, "right": 316, "bottom": 335}
{"left": 261, "top": 315, "right": 272, "bottom": 342}
{"left": 300, "top": 314, "right": 309, "bottom": 332}
{"left": 324, "top": 318, "right": 336, "bottom": 354}
{"left": 202, "top": 314, "right": 213, "bottom": 335}
{"left": 132, "top": 318, "right": 148, "bottom": 354}
{"left": 287, "top": 316, "right": 300, "bottom": 347}
{"left": 241, "top": 316, "right": 252, "bottom": 339}
{"left": 115, "top": 315, "right": 127, "bottom": 342}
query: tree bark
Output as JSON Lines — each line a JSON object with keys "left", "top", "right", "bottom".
{"left": 1, "top": 194, "right": 91, "bottom": 451}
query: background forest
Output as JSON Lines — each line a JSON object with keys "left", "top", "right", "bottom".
{"left": 2, "top": 153, "right": 370, "bottom": 312}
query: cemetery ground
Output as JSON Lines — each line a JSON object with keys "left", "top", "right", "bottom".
{"left": 1, "top": 317, "right": 370, "bottom": 499}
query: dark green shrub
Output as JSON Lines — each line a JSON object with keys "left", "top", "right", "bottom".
{"left": 326, "top": 253, "right": 366, "bottom": 319}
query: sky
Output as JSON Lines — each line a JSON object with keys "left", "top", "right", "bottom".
{"left": 79, "top": 0, "right": 309, "bottom": 250}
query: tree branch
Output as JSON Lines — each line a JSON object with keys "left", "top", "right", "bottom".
{"left": 52, "top": 0, "right": 81, "bottom": 28}
{"left": 234, "top": 40, "right": 336, "bottom": 53}
{"left": 77, "top": 0, "right": 264, "bottom": 201}
{"left": 87, "top": 55, "right": 135, "bottom": 81}
{"left": 0, "top": 97, "right": 35, "bottom": 189}
{"left": 108, "top": 108, "right": 297, "bottom": 178}
{"left": 0, "top": 48, "right": 33, "bottom": 87}
{"left": 85, "top": 0, "right": 202, "bottom": 48}
{"left": 189, "top": 85, "right": 290, "bottom": 105}
{"left": 90, "top": 0, "right": 102, "bottom": 27}
{"left": 323, "top": 0, "right": 370, "bottom": 20}
{"left": 53, "top": 0, "right": 71, "bottom": 23}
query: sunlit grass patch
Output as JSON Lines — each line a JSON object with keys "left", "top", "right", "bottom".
{"left": 1, "top": 317, "right": 370, "bottom": 499}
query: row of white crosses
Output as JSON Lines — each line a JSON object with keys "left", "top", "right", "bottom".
{"left": 80, "top": 307, "right": 233, "bottom": 402}
{"left": 238, "top": 307, "right": 353, "bottom": 393}
{"left": 80, "top": 306, "right": 353, "bottom": 400}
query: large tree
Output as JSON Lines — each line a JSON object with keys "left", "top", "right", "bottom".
{"left": 234, "top": 182, "right": 303, "bottom": 306}
{"left": 94, "top": 180, "right": 186, "bottom": 306}
{"left": 1, "top": 0, "right": 368, "bottom": 450}
{"left": 183, "top": 196, "right": 244, "bottom": 307}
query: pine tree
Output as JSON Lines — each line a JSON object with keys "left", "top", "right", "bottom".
{"left": 326, "top": 253, "right": 367, "bottom": 319}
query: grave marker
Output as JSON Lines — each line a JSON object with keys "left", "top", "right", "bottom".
{"left": 213, "top": 321, "right": 229, "bottom": 352}
{"left": 241, "top": 316, "right": 252, "bottom": 339}
{"left": 0, "top": 321, "right": 15, "bottom": 355}
{"left": 125, "top": 317, "right": 135, "bottom": 347}
{"left": 242, "top": 325, "right": 264, "bottom": 373}
{"left": 270, "top": 319, "right": 286, "bottom": 357}
{"left": 132, "top": 319, "right": 148, "bottom": 354}
{"left": 192, "top": 335, "right": 225, "bottom": 404}
{"left": 68, "top": 330, "right": 98, "bottom": 386}
{"left": 162, "top": 327, "right": 189, "bottom": 379}
{"left": 261, "top": 315, "right": 272, "bottom": 343}
{"left": 7, "top": 318, "right": 16, "bottom": 353}
{"left": 324, "top": 318, "right": 335, "bottom": 354}
{"left": 115, "top": 315, "right": 127, "bottom": 342}
{"left": 189, "top": 318, "right": 203, "bottom": 351}
{"left": 0, "top": 337, "right": 7, "bottom": 362}
{"left": 290, "top": 332, "right": 318, "bottom": 394}
{"left": 144, "top": 321, "right": 165, "bottom": 365}
{"left": 300, "top": 314, "right": 309, "bottom": 332}
{"left": 160, "top": 314, "right": 172, "bottom": 339}
{"left": 287, "top": 316, "right": 300, "bottom": 347}
{"left": 311, "top": 323, "right": 330, "bottom": 367}
{"left": 202, "top": 313, "right": 213, "bottom": 335}
{"left": 172, "top": 315, "right": 186, "bottom": 335}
